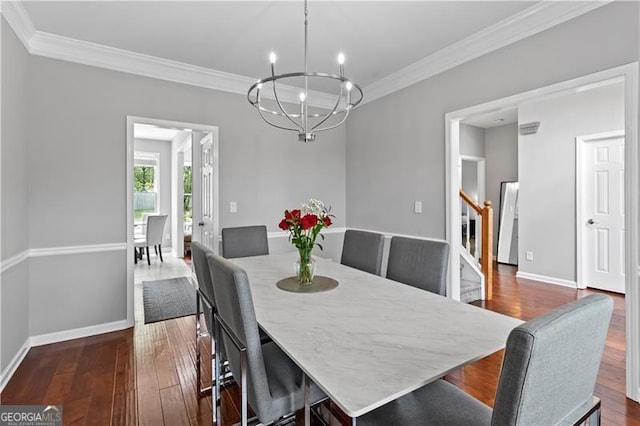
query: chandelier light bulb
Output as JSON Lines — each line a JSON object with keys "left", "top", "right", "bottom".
{"left": 337, "top": 52, "right": 345, "bottom": 65}
{"left": 345, "top": 81, "right": 353, "bottom": 91}
{"left": 256, "top": 82, "right": 263, "bottom": 90}
{"left": 269, "top": 51, "right": 277, "bottom": 64}
{"left": 299, "top": 92, "right": 306, "bottom": 102}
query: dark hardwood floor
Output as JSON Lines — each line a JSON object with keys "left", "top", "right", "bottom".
{"left": 2, "top": 263, "right": 640, "bottom": 425}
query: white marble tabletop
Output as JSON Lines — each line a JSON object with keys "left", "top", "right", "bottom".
{"left": 232, "top": 253, "right": 522, "bottom": 419}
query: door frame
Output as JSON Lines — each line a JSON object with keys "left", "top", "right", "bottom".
{"left": 445, "top": 62, "right": 639, "bottom": 401}
{"left": 576, "top": 130, "right": 625, "bottom": 291}
{"left": 125, "top": 116, "right": 219, "bottom": 328}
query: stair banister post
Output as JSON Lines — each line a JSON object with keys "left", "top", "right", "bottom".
{"left": 481, "top": 200, "right": 493, "bottom": 300}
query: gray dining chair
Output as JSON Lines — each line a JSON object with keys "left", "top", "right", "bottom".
{"left": 192, "top": 241, "right": 271, "bottom": 397}
{"left": 340, "top": 230, "right": 385, "bottom": 275}
{"left": 357, "top": 293, "right": 613, "bottom": 426}
{"left": 207, "top": 253, "right": 325, "bottom": 425}
{"left": 134, "top": 214, "right": 168, "bottom": 265}
{"left": 222, "top": 225, "right": 269, "bottom": 259}
{"left": 386, "top": 236, "right": 449, "bottom": 296}
{"left": 191, "top": 241, "right": 221, "bottom": 396}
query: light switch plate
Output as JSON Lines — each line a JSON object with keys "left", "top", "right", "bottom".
{"left": 230, "top": 201, "right": 237, "bottom": 213}
{"left": 525, "top": 251, "right": 534, "bottom": 261}
{"left": 414, "top": 201, "right": 422, "bottom": 214}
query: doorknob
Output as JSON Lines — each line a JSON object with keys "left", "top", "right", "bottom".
{"left": 587, "top": 219, "right": 596, "bottom": 225}
{"left": 198, "top": 221, "right": 205, "bottom": 227}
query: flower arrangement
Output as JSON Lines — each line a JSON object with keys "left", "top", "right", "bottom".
{"left": 278, "top": 199, "right": 333, "bottom": 283}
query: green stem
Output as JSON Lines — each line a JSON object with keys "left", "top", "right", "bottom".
{"left": 297, "top": 247, "right": 314, "bottom": 284}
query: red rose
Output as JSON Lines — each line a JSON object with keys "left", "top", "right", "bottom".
{"left": 278, "top": 219, "right": 288, "bottom": 230}
{"left": 300, "top": 214, "right": 318, "bottom": 230}
{"left": 323, "top": 216, "right": 332, "bottom": 227}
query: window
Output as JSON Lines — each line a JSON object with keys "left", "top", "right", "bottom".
{"left": 134, "top": 152, "right": 159, "bottom": 221}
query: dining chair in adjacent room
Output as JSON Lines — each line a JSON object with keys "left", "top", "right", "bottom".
{"left": 207, "top": 254, "right": 325, "bottom": 426}
{"left": 357, "top": 293, "right": 613, "bottom": 426}
{"left": 340, "top": 230, "right": 385, "bottom": 275}
{"left": 221, "top": 225, "right": 269, "bottom": 259}
{"left": 134, "top": 214, "right": 168, "bottom": 265}
{"left": 386, "top": 236, "right": 450, "bottom": 296}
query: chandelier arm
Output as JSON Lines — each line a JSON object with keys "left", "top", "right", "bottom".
{"left": 314, "top": 107, "right": 352, "bottom": 133}
{"left": 256, "top": 104, "right": 302, "bottom": 132}
{"left": 271, "top": 81, "right": 304, "bottom": 131}
{"left": 255, "top": 87, "right": 302, "bottom": 132}
{"left": 311, "top": 86, "right": 344, "bottom": 132}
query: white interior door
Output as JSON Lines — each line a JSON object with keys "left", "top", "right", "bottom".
{"left": 579, "top": 131, "right": 625, "bottom": 293}
{"left": 199, "top": 132, "right": 215, "bottom": 250}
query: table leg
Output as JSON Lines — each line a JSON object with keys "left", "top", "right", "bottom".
{"left": 303, "top": 373, "right": 310, "bottom": 426}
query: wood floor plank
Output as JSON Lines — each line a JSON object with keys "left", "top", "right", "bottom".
{"left": 160, "top": 385, "right": 191, "bottom": 426}
{"left": 2, "top": 261, "right": 639, "bottom": 425}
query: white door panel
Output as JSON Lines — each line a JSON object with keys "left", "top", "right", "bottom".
{"left": 580, "top": 133, "right": 625, "bottom": 293}
{"left": 199, "top": 132, "right": 215, "bottom": 250}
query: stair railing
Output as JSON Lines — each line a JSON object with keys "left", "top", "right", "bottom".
{"left": 459, "top": 189, "right": 493, "bottom": 299}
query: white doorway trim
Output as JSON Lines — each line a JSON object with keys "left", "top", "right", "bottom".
{"left": 125, "top": 116, "right": 219, "bottom": 329}
{"left": 576, "top": 130, "right": 625, "bottom": 291}
{"left": 445, "top": 62, "right": 639, "bottom": 401}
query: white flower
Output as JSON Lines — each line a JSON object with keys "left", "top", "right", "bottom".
{"left": 301, "top": 198, "right": 328, "bottom": 217}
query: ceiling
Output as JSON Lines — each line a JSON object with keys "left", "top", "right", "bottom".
{"left": 22, "top": 1, "right": 538, "bottom": 90}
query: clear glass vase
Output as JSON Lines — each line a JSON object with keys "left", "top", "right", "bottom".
{"left": 295, "top": 253, "right": 316, "bottom": 285}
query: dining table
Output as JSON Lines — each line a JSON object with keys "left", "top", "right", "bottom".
{"left": 232, "top": 253, "right": 522, "bottom": 425}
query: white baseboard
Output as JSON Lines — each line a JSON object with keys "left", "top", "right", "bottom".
{"left": 30, "top": 319, "right": 130, "bottom": 347}
{"left": 516, "top": 271, "right": 577, "bottom": 288}
{"left": 0, "top": 338, "right": 30, "bottom": 392}
{"left": 0, "top": 319, "right": 130, "bottom": 391}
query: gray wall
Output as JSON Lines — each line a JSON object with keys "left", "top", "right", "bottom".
{"left": 518, "top": 82, "right": 624, "bottom": 282}
{"left": 485, "top": 123, "right": 518, "bottom": 255}
{"left": 460, "top": 124, "right": 485, "bottom": 158}
{"left": 134, "top": 138, "right": 173, "bottom": 248}
{"left": 460, "top": 123, "right": 486, "bottom": 220}
{"left": 346, "top": 2, "right": 639, "bottom": 241}
{"left": 23, "top": 56, "right": 346, "bottom": 338}
{"left": 0, "top": 20, "right": 346, "bottom": 364}
{"left": 1, "top": 17, "right": 30, "bottom": 373}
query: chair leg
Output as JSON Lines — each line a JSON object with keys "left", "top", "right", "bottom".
{"left": 155, "top": 245, "right": 158, "bottom": 255}
{"left": 134, "top": 249, "right": 138, "bottom": 264}
{"left": 158, "top": 245, "right": 164, "bottom": 262}
{"left": 146, "top": 246, "right": 151, "bottom": 265}
{"left": 196, "top": 292, "right": 205, "bottom": 395}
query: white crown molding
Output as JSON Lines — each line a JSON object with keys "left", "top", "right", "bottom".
{"left": 2, "top": 1, "right": 611, "bottom": 110}
{"left": 0, "top": 1, "right": 35, "bottom": 51}
{"left": 515, "top": 271, "right": 577, "bottom": 289}
{"left": 29, "top": 242, "right": 127, "bottom": 258}
{"left": 362, "top": 1, "right": 612, "bottom": 104}
{"left": 1, "top": 250, "right": 29, "bottom": 273}
{"left": 28, "top": 30, "right": 338, "bottom": 109}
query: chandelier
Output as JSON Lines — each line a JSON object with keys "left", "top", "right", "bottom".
{"left": 247, "top": 0, "right": 363, "bottom": 143}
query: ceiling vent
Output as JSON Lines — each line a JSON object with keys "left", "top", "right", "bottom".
{"left": 519, "top": 122, "right": 540, "bottom": 135}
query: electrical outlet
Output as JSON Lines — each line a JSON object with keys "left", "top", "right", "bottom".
{"left": 414, "top": 201, "right": 422, "bottom": 214}
{"left": 230, "top": 202, "right": 237, "bottom": 213}
{"left": 525, "top": 251, "right": 534, "bottom": 261}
